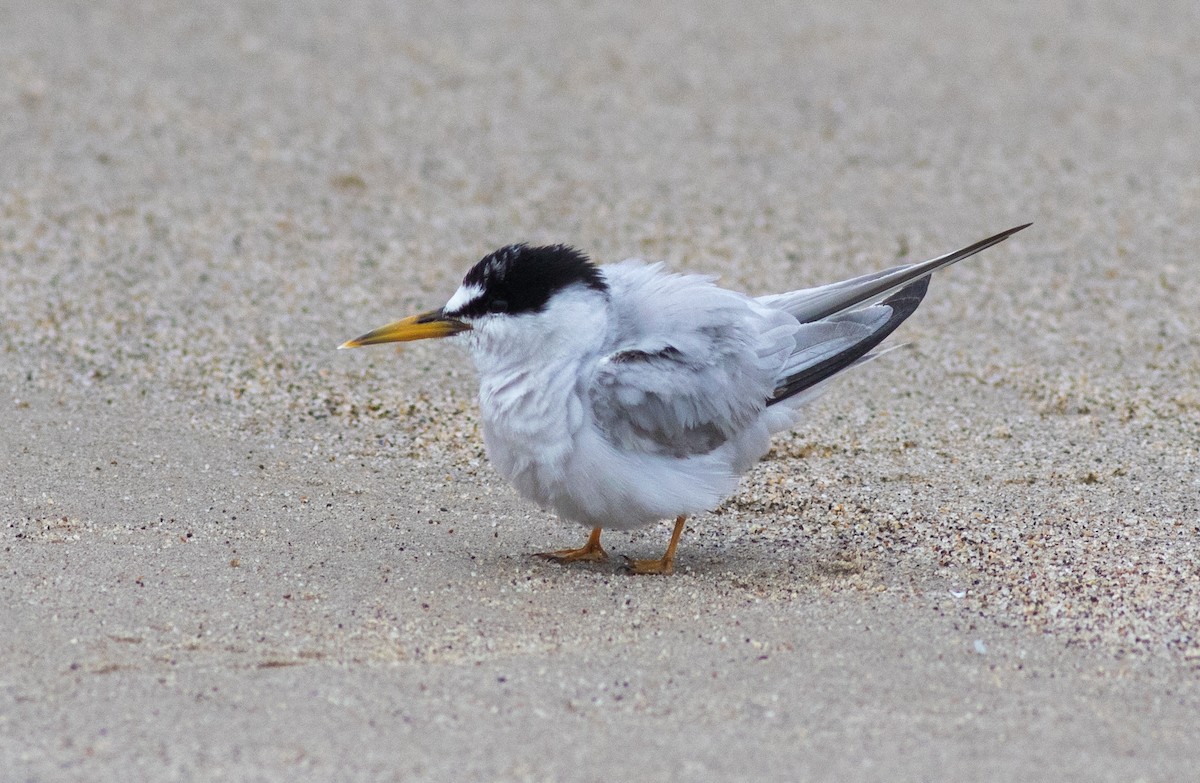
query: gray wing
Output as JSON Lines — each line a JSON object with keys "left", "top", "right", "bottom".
{"left": 766, "top": 277, "right": 929, "bottom": 406}
{"left": 588, "top": 262, "right": 795, "bottom": 457}
{"left": 759, "top": 225, "right": 1030, "bottom": 406}
{"left": 587, "top": 226, "right": 1030, "bottom": 451}
{"left": 757, "top": 224, "right": 1030, "bottom": 323}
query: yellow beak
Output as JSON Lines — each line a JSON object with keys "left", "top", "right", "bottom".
{"left": 338, "top": 309, "right": 471, "bottom": 349}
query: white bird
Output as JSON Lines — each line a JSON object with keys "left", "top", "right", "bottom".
{"left": 340, "top": 224, "right": 1029, "bottom": 574}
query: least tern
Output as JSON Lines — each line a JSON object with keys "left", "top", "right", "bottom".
{"left": 341, "top": 223, "right": 1029, "bottom": 574}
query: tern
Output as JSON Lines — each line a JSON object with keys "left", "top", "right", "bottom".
{"left": 341, "top": 223, "right": 1029, "bottom": 574}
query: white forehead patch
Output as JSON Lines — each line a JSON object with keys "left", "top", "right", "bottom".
{"left": 444, "top": 283, "right": 484, "bottom": 314}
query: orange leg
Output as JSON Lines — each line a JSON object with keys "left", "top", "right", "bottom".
{"left": 627, "top": 516, "right": 687, "bottom": 575}
{"left": 534, "top": 527, "right": 608, "bottom": 563}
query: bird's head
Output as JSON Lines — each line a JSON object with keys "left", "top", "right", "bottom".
{"left": 340, "top": 244, "right": 611, "bottom": 364}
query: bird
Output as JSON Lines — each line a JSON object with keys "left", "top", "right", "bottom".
{"left": 340, "top": 223, "right": 1030, "bottom": 574}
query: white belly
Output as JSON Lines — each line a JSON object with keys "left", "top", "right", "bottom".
{"left": 483, "top": 406, "right": 740, "bottom": 530}
{"left": 475, "top": 353, "right": 750, "bottom": 530}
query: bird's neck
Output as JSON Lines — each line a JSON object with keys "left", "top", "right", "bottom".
{"left": 468, "top": 293, "right": 610, "bottom": 443}
{"left": 466, "top": 289, "right": 610, "bottom": 382}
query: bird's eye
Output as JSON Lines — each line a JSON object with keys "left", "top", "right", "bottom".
{"left": 490, "top": 299, "right": 508, "bottom": 313}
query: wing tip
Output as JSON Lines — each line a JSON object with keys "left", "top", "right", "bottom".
{"left": 1001, "top": 221, "right": 1033, "bottom": 238}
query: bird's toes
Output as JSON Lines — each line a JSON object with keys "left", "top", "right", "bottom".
{"left": 532, "top": 547, "right": 609, "bottom": 564}
{"left": 623, "top": 554, "right": 676, "bottom": 576}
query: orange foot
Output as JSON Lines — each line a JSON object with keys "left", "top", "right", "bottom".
{"left": 625, "top": 516, "right": 686, "bottom": 576}
{"left": 534, "top": 527, "right": 608, "bottom": 563}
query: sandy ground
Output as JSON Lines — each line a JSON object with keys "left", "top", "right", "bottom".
{"left": 3, "top": 1, "right": 1199, "bottom": 780}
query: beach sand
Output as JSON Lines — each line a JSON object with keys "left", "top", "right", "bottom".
{"left": 2, "top": 2, "right": 1198, "bottom": 780}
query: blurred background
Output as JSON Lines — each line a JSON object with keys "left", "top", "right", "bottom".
{"left": 1, "top": 2, "right": 1198, "bottom": 778}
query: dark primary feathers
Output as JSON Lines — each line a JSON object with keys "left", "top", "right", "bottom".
{"left": 766, "top": 276, "right": 929, "bottom": 406}
{"left": 761, "top": 223, "right": 1031, "bottom": 406}
{"left": 451, "top": 244, "right": 609, "bottom": 318}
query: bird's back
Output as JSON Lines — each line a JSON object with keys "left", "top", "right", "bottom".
{"left": 588, "top": 261, "right": 797, "bottom": 459}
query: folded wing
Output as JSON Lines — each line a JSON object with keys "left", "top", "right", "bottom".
{"left": 589, "top": 262, "right": 795, "bottom": 457}
{"left": 588, "top": 224, "right": 1029, "bottom": 451}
